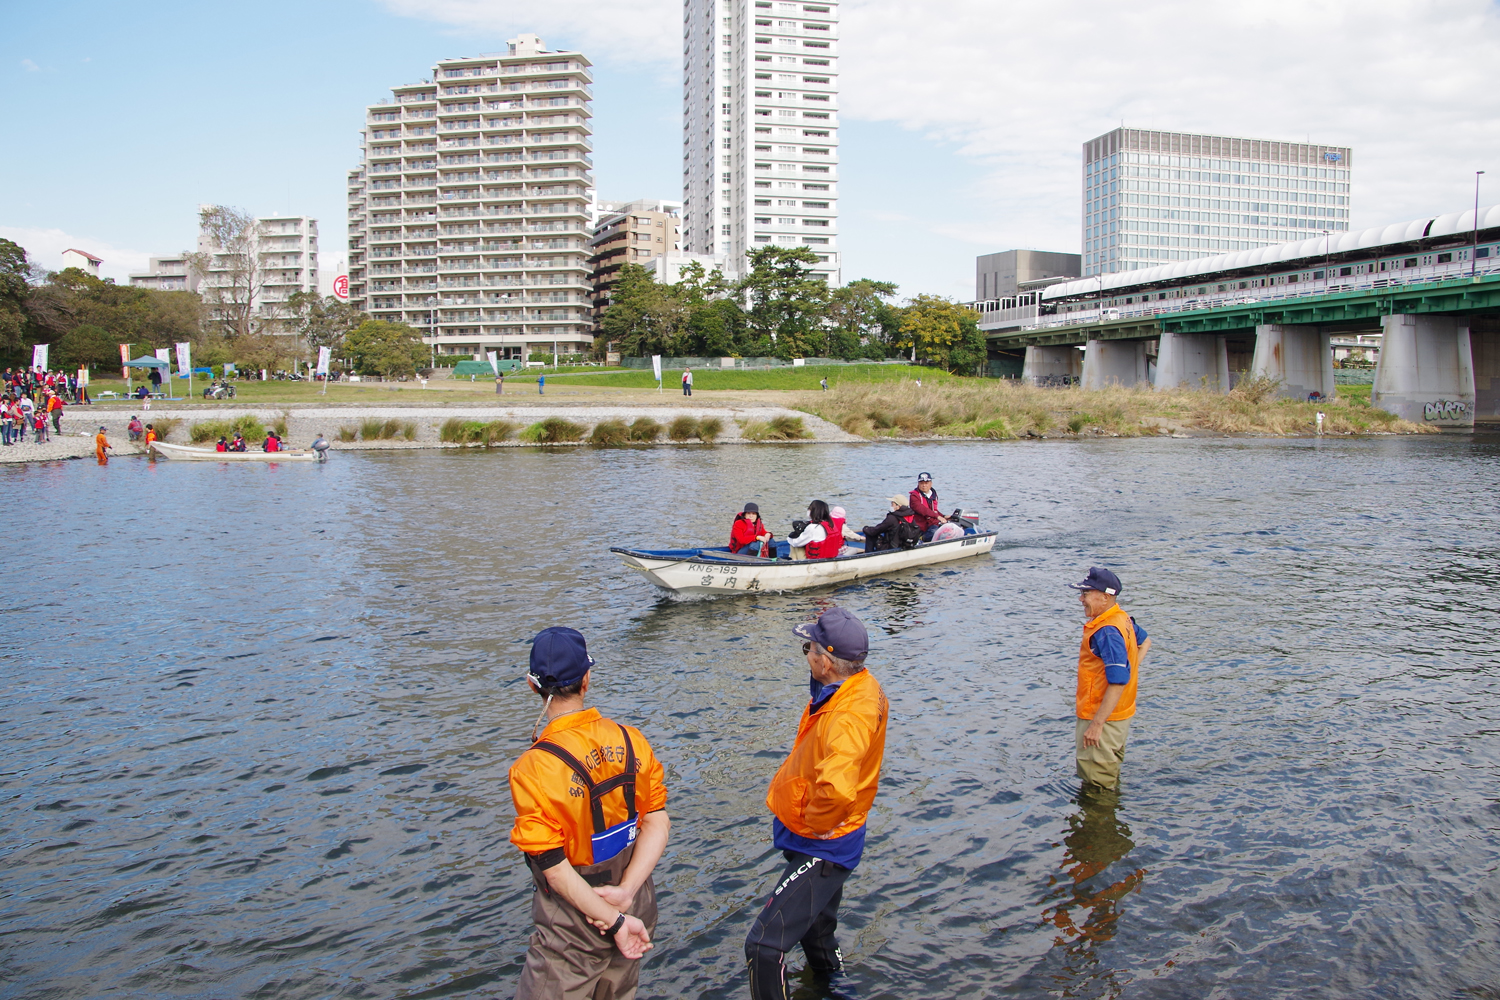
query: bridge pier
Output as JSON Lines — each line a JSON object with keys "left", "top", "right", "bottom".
{"left": 1251, "top": 324, "right": 1336, "bottom": 399}
{"left": 1372, "top": 314, "right": 1475, "bottom": 427}
{"left": 1081, "top": 340, "right": 1149, "bottom": 389}
{"left": 1154, "top": 332, "right": 1229, "bottom": 391}
{"left": 1472, "top": 319, "right": 1500, "bottom": 423}
{"left": 1022, "top": 345, "right": 1083, "bottom": 383}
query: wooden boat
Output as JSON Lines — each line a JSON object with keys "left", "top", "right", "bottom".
{"left": 611, "top": 531, "right": 997, "bottom": 595}
{"left": 149, "top": 441, "right": 319, "bottom": 462}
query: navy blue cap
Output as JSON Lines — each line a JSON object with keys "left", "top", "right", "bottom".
{"left": 793, "top": 607, "right": 869, "bottom": 662}
{"left": 1068, "top": 566, "right": 1122, "bottom": 596}
{"left": 528, "top": 627, "right": 595, "bottom": 688}
{"left": 917, "top": 472, "right": 933, "bottom": 482}
{"left": 743, "top": 502, "right": 759, "bottom": 513}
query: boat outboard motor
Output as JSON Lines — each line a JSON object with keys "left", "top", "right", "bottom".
{"left": 951, "top": 509, "right": 980, "bottom": 535}
{"left": 311, "top": 434, "right": 330, "bottom": 462}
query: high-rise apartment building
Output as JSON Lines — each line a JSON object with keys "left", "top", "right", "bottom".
{"left": 1082, "top": 128, "right": 1352, "bottom": 276}
{"left": 347, "top": 34, "right": 595, "bottom": 361}
{"left": 587, "top": 198, "right": 682, "bottom": 326}
{"left": 683, "top": 0, "right": 839, "bottom": 285}
{"left": 129, "top": 255, "right": 199, "bottom": 293}
{"left": 194, "top": 215, "right": 318, "bottom": 335}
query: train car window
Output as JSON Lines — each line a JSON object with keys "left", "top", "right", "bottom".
{"left": 1287, "top": 273, "right": 1299, "bottom": 283}
{"left": 1436, "top": 253, "right": 1452, "bottom": 263}
{"left": 1340, "top": 267, "right": 1352, "bottom": 276}
{"left": 1313, "top": 270, "right": 1324, "bottom": 279}
{"left": 1478, "top": 247, "right": 1492, "bottom": 259}
{"left": 1403, "top": 258, "right": 1418, "bottom": 268}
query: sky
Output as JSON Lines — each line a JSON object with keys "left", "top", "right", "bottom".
{"left": 3, "top": 0, "right": 1499, "bottom": 301}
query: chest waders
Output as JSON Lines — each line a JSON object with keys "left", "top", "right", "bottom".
{"left": 515, "top": 724, "right": 660, "bottom": 1000}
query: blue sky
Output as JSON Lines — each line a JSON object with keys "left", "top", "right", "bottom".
{"left": 4, "top": 0, "right": 1499, "bottom": 301}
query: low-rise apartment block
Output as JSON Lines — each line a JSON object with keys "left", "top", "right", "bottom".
{"left": 588, "top": 198, "right": 682, "bottom": 325}
{"left": 129, "top": 255, "right": 200, "bottom": 293}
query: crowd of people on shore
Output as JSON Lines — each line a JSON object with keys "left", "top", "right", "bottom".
{"left": 728, "top": 471, "right": 974, "bottom": 559}
{"left": 1, "top": 368, "right": 89, "bottom": 447}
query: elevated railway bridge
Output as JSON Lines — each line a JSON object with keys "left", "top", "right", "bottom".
{"left": 975, "top": 204, "right": 1500, "bottom": 427}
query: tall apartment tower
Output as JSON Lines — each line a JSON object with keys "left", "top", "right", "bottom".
{"left": 347, "top": 34, "right": 595, "bottom": 361}
{"left": 683, "top": 0, "right": 840, "bottom": 285}
{"left": 1082, "top": 128, "right": 1352, "bottom": 276}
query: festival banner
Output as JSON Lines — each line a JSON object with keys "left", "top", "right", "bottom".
{"left": 175, "top": 342, "right": 192, "bottom": 376}
{"left": 486, "top": 350, "right": 499, "bottom": 374}
{"left": 77, "top": 368, "right": 90, "bottom": 386}
{"left": 651, "top": 355, "right": 662, "bottom": 382}
{"left": 31, "top": 343, "right": 48, "bottom": 372}
{"left": 316, "top": 346, "right": 331, "bottom": 376}
{"left": 119, "top": 343, "right": 131, "bottom": 378}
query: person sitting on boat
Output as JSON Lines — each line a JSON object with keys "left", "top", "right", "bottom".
{"left": 263, "top": 431, "right": 281, "bottom": 453}
{"left": 216, "top": 436, "right": 228, "bottom": 452}
{"left": 729, "top": 502, "right": 774, "bottom": 557}
{"left": 827, "top": 506, "right": 866, "bottom": 556}
{"left": 861, "top": 496, "right": 921, "bottom": 552}
{"left": 229, "top": 432, "right": 247, "bottom": 452}
{"left": 909, "top": 472, "right": 948, "bottom": 542}
{"left": 787, "top": 501, "right": 842, "bottom": 560}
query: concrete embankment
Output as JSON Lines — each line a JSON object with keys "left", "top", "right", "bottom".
{"left": 0, "top": 402, "right": 862, "bottom": 464}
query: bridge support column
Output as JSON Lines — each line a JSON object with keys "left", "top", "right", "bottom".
{"left": 1372, "top": 314, "right": 1475, "bottom": 427}
{"left": 1154, "top": 332, "right": 1229, "bottom": 391}
{"left": 1022, "top": 345, "right": 1083, "bottom": 383}
{"left": 1080, "top": 340, "right": 1148, "bottom": 389}
{"left": 1472, "top": 319, "right": 1500, "bottom": 424}
{"left": 1250, "top": 324, "right": 1335, "bottom": 398}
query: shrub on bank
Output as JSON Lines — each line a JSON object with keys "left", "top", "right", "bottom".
{"left": 360, "top": 417, "right": 414, "bottom": 441}
{"left": 337, "top": 426, "right": 358, "bottom": 443}
{"left": 440, "top": 418, "right": 517, "bottom": 446}
{"left": 739, "top": 415, "right": 811, "bottom": 441}
{"left": 697, "top": 417, "right": 724, "bottom": 442}
{"left": 628, "top": 417, "right": 662, "bottom": 442}
{"left": 590, "top": 420, "right": 630, "bottom": 446}
{"left": 190, "top": 415, "right": 266, "bottom": 444}
{"left": 668, "top": 416, "right": 699, "bottom": 442}
{"left": 520, "top": 417, "right": 585, "bottom": 444}
{"left": 150, "top": 417, "right": 183, "bottom": 441}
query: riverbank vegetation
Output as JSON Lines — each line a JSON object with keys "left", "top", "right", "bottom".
{"left": 532, "top": 363, "right": 950, "bottom": 391}
{"left": 808, "top": 380, "right": 1434, "bottom": 439}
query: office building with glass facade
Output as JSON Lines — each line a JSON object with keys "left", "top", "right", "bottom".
{"left": 1082, "top": 128, "right": 1352, "bottom": 276}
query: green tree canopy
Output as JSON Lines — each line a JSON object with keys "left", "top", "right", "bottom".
{"left": 899, "top": 294, "right": 987, "bottom": 374}
{"left": 0, "top": 239, "right": 28, "bottom": 357}
{"left": 52, "top": 324, "right": 122, "bottom": 370}
{"left": 344, "top": 320, "right": 429, "bottom": 377}
{"left": 287, "top": 291, "right": 367, "bottom": 356}
{"left": 742, "top": 246, "right": 830, "bottom": 360}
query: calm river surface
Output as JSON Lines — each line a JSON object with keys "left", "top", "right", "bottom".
{"left": 4, "top": 435, "right": 1499, "bottom": 999}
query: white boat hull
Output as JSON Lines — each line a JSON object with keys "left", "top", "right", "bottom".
{"left": 612, "top": 532, "right": 997, "bottom": 595}
{"left": 150, "top": 441, "right": 318, "bottom": 462}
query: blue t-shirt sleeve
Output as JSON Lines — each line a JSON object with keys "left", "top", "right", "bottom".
{"left": 1132, "top": 618, "right": 1148, "bottom": 644}
{"left": 1089, "top": 626, "right": 1132, "bottom": 686}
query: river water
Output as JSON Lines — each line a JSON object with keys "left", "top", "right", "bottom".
{"left": 4, "top": 435, "right": 1499, "bottom": 999}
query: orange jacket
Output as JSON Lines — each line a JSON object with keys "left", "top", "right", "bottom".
{"left": 766, "top": 668, "right": 888, "bottom": 840}
{"left": 509, "top": 708, "right": 666, "bottom": 866}
{"left": 1077, "top": 603, "right": 1140, "bottom": 721}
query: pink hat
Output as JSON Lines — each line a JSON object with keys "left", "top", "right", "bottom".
{"left": 830, "top": 506, "right": 847, "bottom": 520}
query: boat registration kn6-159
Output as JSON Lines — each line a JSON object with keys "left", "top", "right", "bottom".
{"left": 611, "top": 530, "right": 997, "bottom": 595}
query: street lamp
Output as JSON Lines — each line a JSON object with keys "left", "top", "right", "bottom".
{"left": 1472, "top": 170, "right": 1486, "bottom": 280}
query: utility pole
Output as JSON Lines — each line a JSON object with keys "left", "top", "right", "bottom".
{"left": 1472, "top": 171, "right": 1486, "bottom": 280}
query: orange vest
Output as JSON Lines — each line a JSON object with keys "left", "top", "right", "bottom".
{"left": 1077, "top": 603, "right": 1140, "bottom": 721}
{"left": 766, "top": 668, "right": 888, "bottom": 840}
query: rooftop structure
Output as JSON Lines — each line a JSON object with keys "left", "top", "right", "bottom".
{"left": 61, "top": 249, "right": 102, "bottom": 277}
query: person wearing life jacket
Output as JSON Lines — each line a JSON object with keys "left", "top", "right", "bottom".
{"left": 745, "top": 607, "right": 887, "bottom": 1000}
{"left": 509, "top": 627, "right": 671, "bottom": 1000}
{"left": 229, "top": 432, "right": 246, "bottom": 452}
{"left": 263, "top": 431, "right": 281, "bottom": 452}
{"left": 826, "top": 506, "right": 865, "bottom": 555}
{"left": 143, "top": 424, "right": 158, "bottom": 454}
{"left": 908, "top": 471, "right": 947, "bottom": 542}
{"left": 787, "top": 500, "right": 840, "bottom": 560}
{"left": 860, "top": 496, "right": 920, "bottom": 552}
{"left": 729, "top": 502, "right": 774, "bottom": 557}
{"left": 216, "top": 437, "right": 228, "bottom": 452}
{"left": 95, "top": 426, "right": 111, "bottom": 465}
{"left": 1069, "top": 567, "right": 1151, "bottom": 789}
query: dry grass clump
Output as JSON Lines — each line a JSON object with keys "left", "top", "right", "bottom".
{"left": 337, "top": 426, "right": 358, "bottom": 443}
{"left": 590, "top": 419, "right": 630, "bottom": 446}
{"left": 668, "top": 416, "right": 700, "bottom": 442}
{"left": 360, "top": 417, "right": 414, "bottom": 441}
{"left": 809, "top": 379, "right": 1433, "bottom": 439}
{"left": 149, "top": 416, "right": 183, "bottom": 441}
{"left": 190, "top": 415, "right": 265, "bottom": 444}
{"left": 740, "top": 415, "right": 813, "bottom": 441}
{"left": 440, "top": 418, "right": 518, "bottom": 446}
{"left": 697, "top": 416, "right": 724, "bottom": 442}
{"left": 521, "top": 417, "right": 586, "bottom": 444}
{"left": 628, "top": 417, "right": 662, "bottom": 442}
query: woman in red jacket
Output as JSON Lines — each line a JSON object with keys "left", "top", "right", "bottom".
{"left": 729, "top": 502, "right": 773, "bottom": 556}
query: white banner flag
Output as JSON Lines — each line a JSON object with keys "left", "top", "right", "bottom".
{"left": 175, "top": 341, "right": 191, "bottom": 377}
{"left": 31, "top": 344, "right": 48, "bottom": 371}
{"left": 316, "top": 346, "right": 332, "bottom": 375}
{"left": 154, "top": 348, "right": 171, "bottom": 368}
{"left": 486, "top": 350, "right": 499, "bottom": 374}
{"left": 119, "top": 343, "right": 131, "bottom": 378}
{"left": 77, "top": 368, "right": 90, "bottom": 386}
{"left": 651, "top": 355, "right": 663, "bottom": 382}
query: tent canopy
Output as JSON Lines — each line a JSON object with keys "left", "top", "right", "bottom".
{"left": 451, "top": 359, "right": 520, "bottom": 375}
{"left": 125, "top": 356, "right": 169, "bottom": 368}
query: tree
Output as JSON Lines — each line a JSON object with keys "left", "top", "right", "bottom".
{"left": 186, "top": 205, "right": 265, "bottom": 341}
{"left": 899, "top": 294, "right": 988, "bottom": 374}
{"left": 52, "top": 324, "right": 122, "bottom": 370}
{"left": 599, "top": 263, "right": 686, "bottom": 357}
{"left": 828, "top": 279, "right": 898, "bottom": 359}
{"left": 287, "top": 291, "right": 367, "bottom": 359}
{"left": 740, "top": 246, "right": 830, "bottom": 360}
{"left": 0, "top": 239, "right": 28, "bottom": 357}
{"left": 343, "top": 320, "right": 429, "bottom": 377}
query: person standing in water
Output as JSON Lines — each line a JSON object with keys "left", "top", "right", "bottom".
{"left": 745, "top": 607, "right": 887, "bottom": 1000}
{"left": 1069, "top": 566, "right": 1150, "bottom": 790}
{"left": 509, "top": 627, "right": 671, "bottom": 999}
{"left": 94, "top": 425, "right": 111, "bottom": 465}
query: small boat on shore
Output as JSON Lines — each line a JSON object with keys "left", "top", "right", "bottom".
{"left": 611, "top": 531, "right": 997, "bottom": 595}
{"left": 149, "top": 441, "right": 319, "bottom": 463}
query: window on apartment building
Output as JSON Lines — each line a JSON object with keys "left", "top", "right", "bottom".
{"left": 803, "top": 58, "right": 829, "bottom": 66}
{"left": 755, "top": 73, "right": 772, "bottom": 80}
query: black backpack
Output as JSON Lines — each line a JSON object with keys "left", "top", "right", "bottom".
{"left": 894, "top": 515, "right": 923, "bottom": 550}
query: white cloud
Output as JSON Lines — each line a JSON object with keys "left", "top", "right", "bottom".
{"left": 0, "top": 227, "right": 154, "bottom": 284}
{"left": 382, "top": 0, "right": 1500, "bottom": 296}
{"left": 20, "top": 58, "right": 40, "bottom": 72}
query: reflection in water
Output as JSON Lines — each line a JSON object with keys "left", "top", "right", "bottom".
{"left": 1040, "top": 786, "right": 1145, "bottom": 998}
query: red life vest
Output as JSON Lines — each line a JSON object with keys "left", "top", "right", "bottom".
{"left": 805, "top": 519, "right": 841, "bottom": 559}
{"left": 265, "top": 436, "right": 280, "bottom": 452}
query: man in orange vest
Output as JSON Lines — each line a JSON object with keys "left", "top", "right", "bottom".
{"left": 508, "top": 627, "right": 671, "bottom": 1000}
{"left": 746, "top": 607, "right": 887, "bottom": 1000}
{"left": 1069, "top": 567, "right": 1152, "bottom": 789}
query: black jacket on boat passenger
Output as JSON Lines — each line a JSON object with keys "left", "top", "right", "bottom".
{"left": 861, "top": 506, "right": 920, "bottom": 552}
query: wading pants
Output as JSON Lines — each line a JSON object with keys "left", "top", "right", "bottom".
{"left": 744, "top": 851, "right": 851, "bottom": 1000}
{"left": 516, "top": 844, "right": 658, "bottom": 1000}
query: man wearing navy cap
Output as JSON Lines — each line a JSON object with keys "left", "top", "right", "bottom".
{"left": 745, "top": 607, "right": 888, "bottom": 1000}
{"left": 1068, "top": 568, "right": 1152, "bottom": 789}
{"left": 508, "top": 627, "right": 672, "bottom": 999}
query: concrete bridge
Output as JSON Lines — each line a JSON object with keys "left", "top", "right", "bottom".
{"left": 986, "top": 272, "right": 1500, "bottom": 428}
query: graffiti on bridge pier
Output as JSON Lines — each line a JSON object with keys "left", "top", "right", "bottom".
{"left": 1423, "top": 399, "right": 1473, "bottom": 421}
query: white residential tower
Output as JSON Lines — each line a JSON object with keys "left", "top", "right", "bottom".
{"left": 683, "top": 0, "right": 839, "bottom": 284}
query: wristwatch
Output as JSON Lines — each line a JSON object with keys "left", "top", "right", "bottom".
{"left": 603, "top": 913, "right": 626, "bottom": 939}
